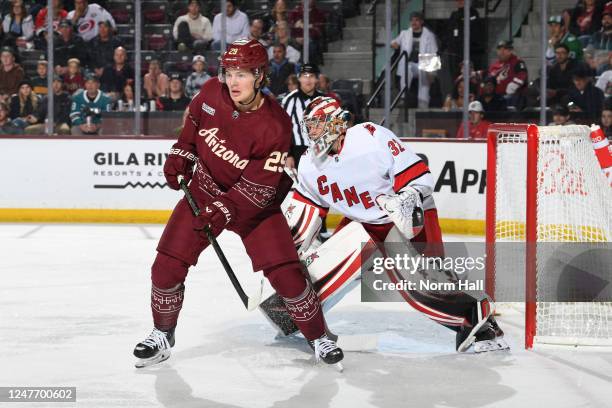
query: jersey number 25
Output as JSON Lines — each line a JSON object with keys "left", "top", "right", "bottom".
{"left": 264, "top": 151, "right": 288, "bottom": 172}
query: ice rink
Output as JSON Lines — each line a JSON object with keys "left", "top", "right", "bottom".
{"left": 1, "top": 223, "right": 611, "bottom": 408}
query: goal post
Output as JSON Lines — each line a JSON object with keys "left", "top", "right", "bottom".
{"left": 485, "top": 123, "right": 612, "bottom": 349}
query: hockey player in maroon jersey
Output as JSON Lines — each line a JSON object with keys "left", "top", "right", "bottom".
{"left": 271, "top": 96, "right": 509, "bottom": 353}
{"left": 133, "top": 39, "right": 343, "bottom": 368}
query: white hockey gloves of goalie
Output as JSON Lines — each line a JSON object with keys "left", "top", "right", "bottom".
{"left": 376, "top": 186, "right": 425, "bottom": 239}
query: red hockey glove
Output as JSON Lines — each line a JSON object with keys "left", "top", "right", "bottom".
{"left": 164, "top": 144, "right": 197, "bottom": 190}
{"left": 193, "top": 198, "right": 234, "bottom": 237}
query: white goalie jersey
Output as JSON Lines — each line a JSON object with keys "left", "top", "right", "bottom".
{"left": 292, "top": 121, "right": 436, "bottom": 225}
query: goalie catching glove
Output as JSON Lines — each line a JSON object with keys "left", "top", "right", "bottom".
{"left": 376, "top": 186, "right": 424, "bottom": 239}
{"left": 164, "top": 143, "right": 197, "bottom": 190}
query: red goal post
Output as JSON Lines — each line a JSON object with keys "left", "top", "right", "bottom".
{"left": 485, "top": 123, "right": 612, "bottom": 349}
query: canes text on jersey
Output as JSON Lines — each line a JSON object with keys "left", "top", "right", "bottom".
{"left": 317, "top": 175, "right": 375, "bottom": 209}
{"left": 199, "top": 127, "right": 249, "bottom": 170}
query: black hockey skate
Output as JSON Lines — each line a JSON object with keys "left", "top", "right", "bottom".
{"left": 309, "top": 334, "right": 344, "bottom": 371}
{"left": 133, "top": 327, "right": 175, "bottom": 368}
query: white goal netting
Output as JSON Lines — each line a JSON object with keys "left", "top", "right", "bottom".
{"left": 491, "top": 125, "right": 612, "bottom": 347}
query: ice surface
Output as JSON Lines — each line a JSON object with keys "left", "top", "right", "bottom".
{"left": 1, "top": 225, "right": 611, "bottom": 408}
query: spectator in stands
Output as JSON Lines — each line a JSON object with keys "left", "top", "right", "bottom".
{"left": 88, "top": 20, "right": 122, "bottom": 77}
{"left": 281, "top": 63, "right": 323, "bottom": 169}
{"left": 30, "top": 76, "right": 72, "bottom": 134}
{"left": 69, "top": 74, "right": 111, "bottom": 135}
{"left": 0, "top": 47, "right": 24, "bottom": 95}
{"left": 67, "top": 0, "right": 115, "bottom": 43}
{"left": 589, "top": 4, "right": 612, "bottom": 50}
{"left": 569, "top": 0, "right": 604, "bottom": 42}
{"left": 53, "top": 19, "right": 87, "bottom": 75}
{"left": 287, "top": 74, "right": 298, "bottom": 92}
{"left": 478, "top": 76, "right": 507, "bottom": 112}
{"left": 317, "top": 74, "right": 341, "bottom": 102}
{"left": 596, "top": 59, "right": 612, "bottom": 94}
{"left": 0, "top": 101, "right": 22, "bottom": 134}
{"left": 2, "top": 0, "right": 34, "bottom": 49}
{"left": 185, "top": 54, "right": 211, "bottom": 98}
{"left": 455, "top": 101, "right": 490, "bottom": 139}
{"left": 211, "top": 0, "right": 249, "bottom": 50}
{"left": 443, "top": 79, "right": 470, "bottom": 110}
{"left": 62, "top": 58, "right": 85, "bottom": 94}
{"left": 34, "top": 0, "right": 67, "bottom": 38}
{"left": 158, "top": 74, "right": 190, "bottom": 111}
{"left": 267, "top": 0, "right": 289, "bottom": 29}
{"left": 268, "top": 43, "right": 296, "bottom": 96}
{"left": 601, "top": 102, "right": 612, "bottom": 139}
{"left": 99, "top": 46, "right": 133, "bottom": 100}
{"left": 546, "top": 15, "right": 583, "bottom": 65}
{"left": 173, "top": 0, "right": 212, "bottom": 53}
{"left": 547, "top": 44, "right": 578, "bottom": 106}
{"left": 549, "top": 104, "right": 574, "bottom": 126}
{"left": 566, "top": 64, "right": 605, "bottom": 121}
{"left": 116, "top": 81, "right": 136, "bottom": 111}
{"left": 269, "top": 21, "right": 300, "bottom": 64}
{"left": 248, "top": 18, "right": 269, "bottom": 47}
{"left": 488, "top": 41, "right": 528, "bottom": 108}
{"left": 391, "top": 12, "right": 438, "bottom": 108}
{"left": 9, "top": 80, "right": 41, "bottom": 132}
{"left": 288, "top": 0, "right": 325, "bottom": 42}
{"left": 31, "top": 59, "right": 49, "bottom": 95}
{"left": 143, "top": 59, "right": 169, "bottom": 100}
{"left": 445, "top": 0, "right": 485, "bottom": 76}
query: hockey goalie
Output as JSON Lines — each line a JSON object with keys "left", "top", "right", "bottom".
{"left": 262, "top": 96, "right": 509, "bottom": 353}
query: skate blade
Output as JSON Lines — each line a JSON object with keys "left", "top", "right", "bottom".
{"left": 134, "top": 350, "right": 171, "bottom": 368}
{"left": 473, "top": 339, "right": 510, "bottom": 353}
{"left": 334, "top": 362, "right": 344, "bottom": 373}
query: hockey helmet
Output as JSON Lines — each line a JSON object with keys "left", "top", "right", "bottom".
{"left": 302, "top": 96, "right": 350, "bottom": 158}
{"left": 219, "top": 39, "right": 268, "bottom": 83}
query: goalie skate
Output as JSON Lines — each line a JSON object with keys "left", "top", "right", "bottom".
{"left": 133, "top": 328, "right": 175, "bottom": 368}
{"left": 473, "top": 321, "right": 510, "bottom": 353}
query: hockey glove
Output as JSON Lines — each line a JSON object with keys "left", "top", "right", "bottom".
{"left": 164, "top": 144, "right": 197, "bottom": 190}
{"left": 193, "top": 198, "right": 234, "bottom": 237}
{"left": 376, "top": 186, "right": 424, "bottom": 239}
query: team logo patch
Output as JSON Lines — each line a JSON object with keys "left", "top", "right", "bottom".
{"left": 202, "top": 102, "right": 215, "bottom": 116}
{"left": 304, "top": 252, "right": 319, "bottom": 267}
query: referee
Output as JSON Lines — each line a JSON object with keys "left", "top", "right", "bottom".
{"left": 281, "top": 63, "right": 324, "bottom": 169}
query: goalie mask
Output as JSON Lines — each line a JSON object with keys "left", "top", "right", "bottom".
{"left": 302, "top": 96, "right": 350, "bottom": 159}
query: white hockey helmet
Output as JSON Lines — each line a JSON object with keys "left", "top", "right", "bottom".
{"left": 301, "top": 96, "right": 350, "bottom": 158}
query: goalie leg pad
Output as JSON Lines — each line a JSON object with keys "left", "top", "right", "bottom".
{"left": 305, "top": 221, "right": 382, "bottom": 309}
{"left": 284, "top": 197, "right": 323, "bottom": 255}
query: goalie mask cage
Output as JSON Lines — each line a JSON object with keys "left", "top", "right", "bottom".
{"left": 485, "top": 124, "right": 612, "bottom": 349}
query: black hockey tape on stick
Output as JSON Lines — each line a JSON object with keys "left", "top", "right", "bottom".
{"left": 177, "top": 175, "right": 262, "bottom": 311}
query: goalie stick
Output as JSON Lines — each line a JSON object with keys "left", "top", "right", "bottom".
{"left": 177, "top": 175, "right": 263, "bottom": 311}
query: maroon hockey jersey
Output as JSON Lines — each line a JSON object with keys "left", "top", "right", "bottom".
{"left": 175, "top": 79, "right": 293, "bottom": 228}
{"left": 487, "top": 54, "right": 528, "bottom": 96}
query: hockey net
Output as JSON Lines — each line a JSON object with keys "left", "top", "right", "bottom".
{"left": 485, "top": 124, "right": 612, "bottom": 348}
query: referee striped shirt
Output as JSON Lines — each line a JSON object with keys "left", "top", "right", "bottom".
{"left": 281, "top": 88, "right": 324, "bottom": 157}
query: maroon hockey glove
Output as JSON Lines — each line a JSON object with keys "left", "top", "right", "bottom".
{"left": 164, "top": 144, "right": 197, "bottom": 190}
{"left": 193, "top": 198, "right": 234, "bottom": 237}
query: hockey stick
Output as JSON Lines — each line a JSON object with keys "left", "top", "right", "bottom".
{"left": 177, "top": 175, "right": 263, "bottom": 311}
